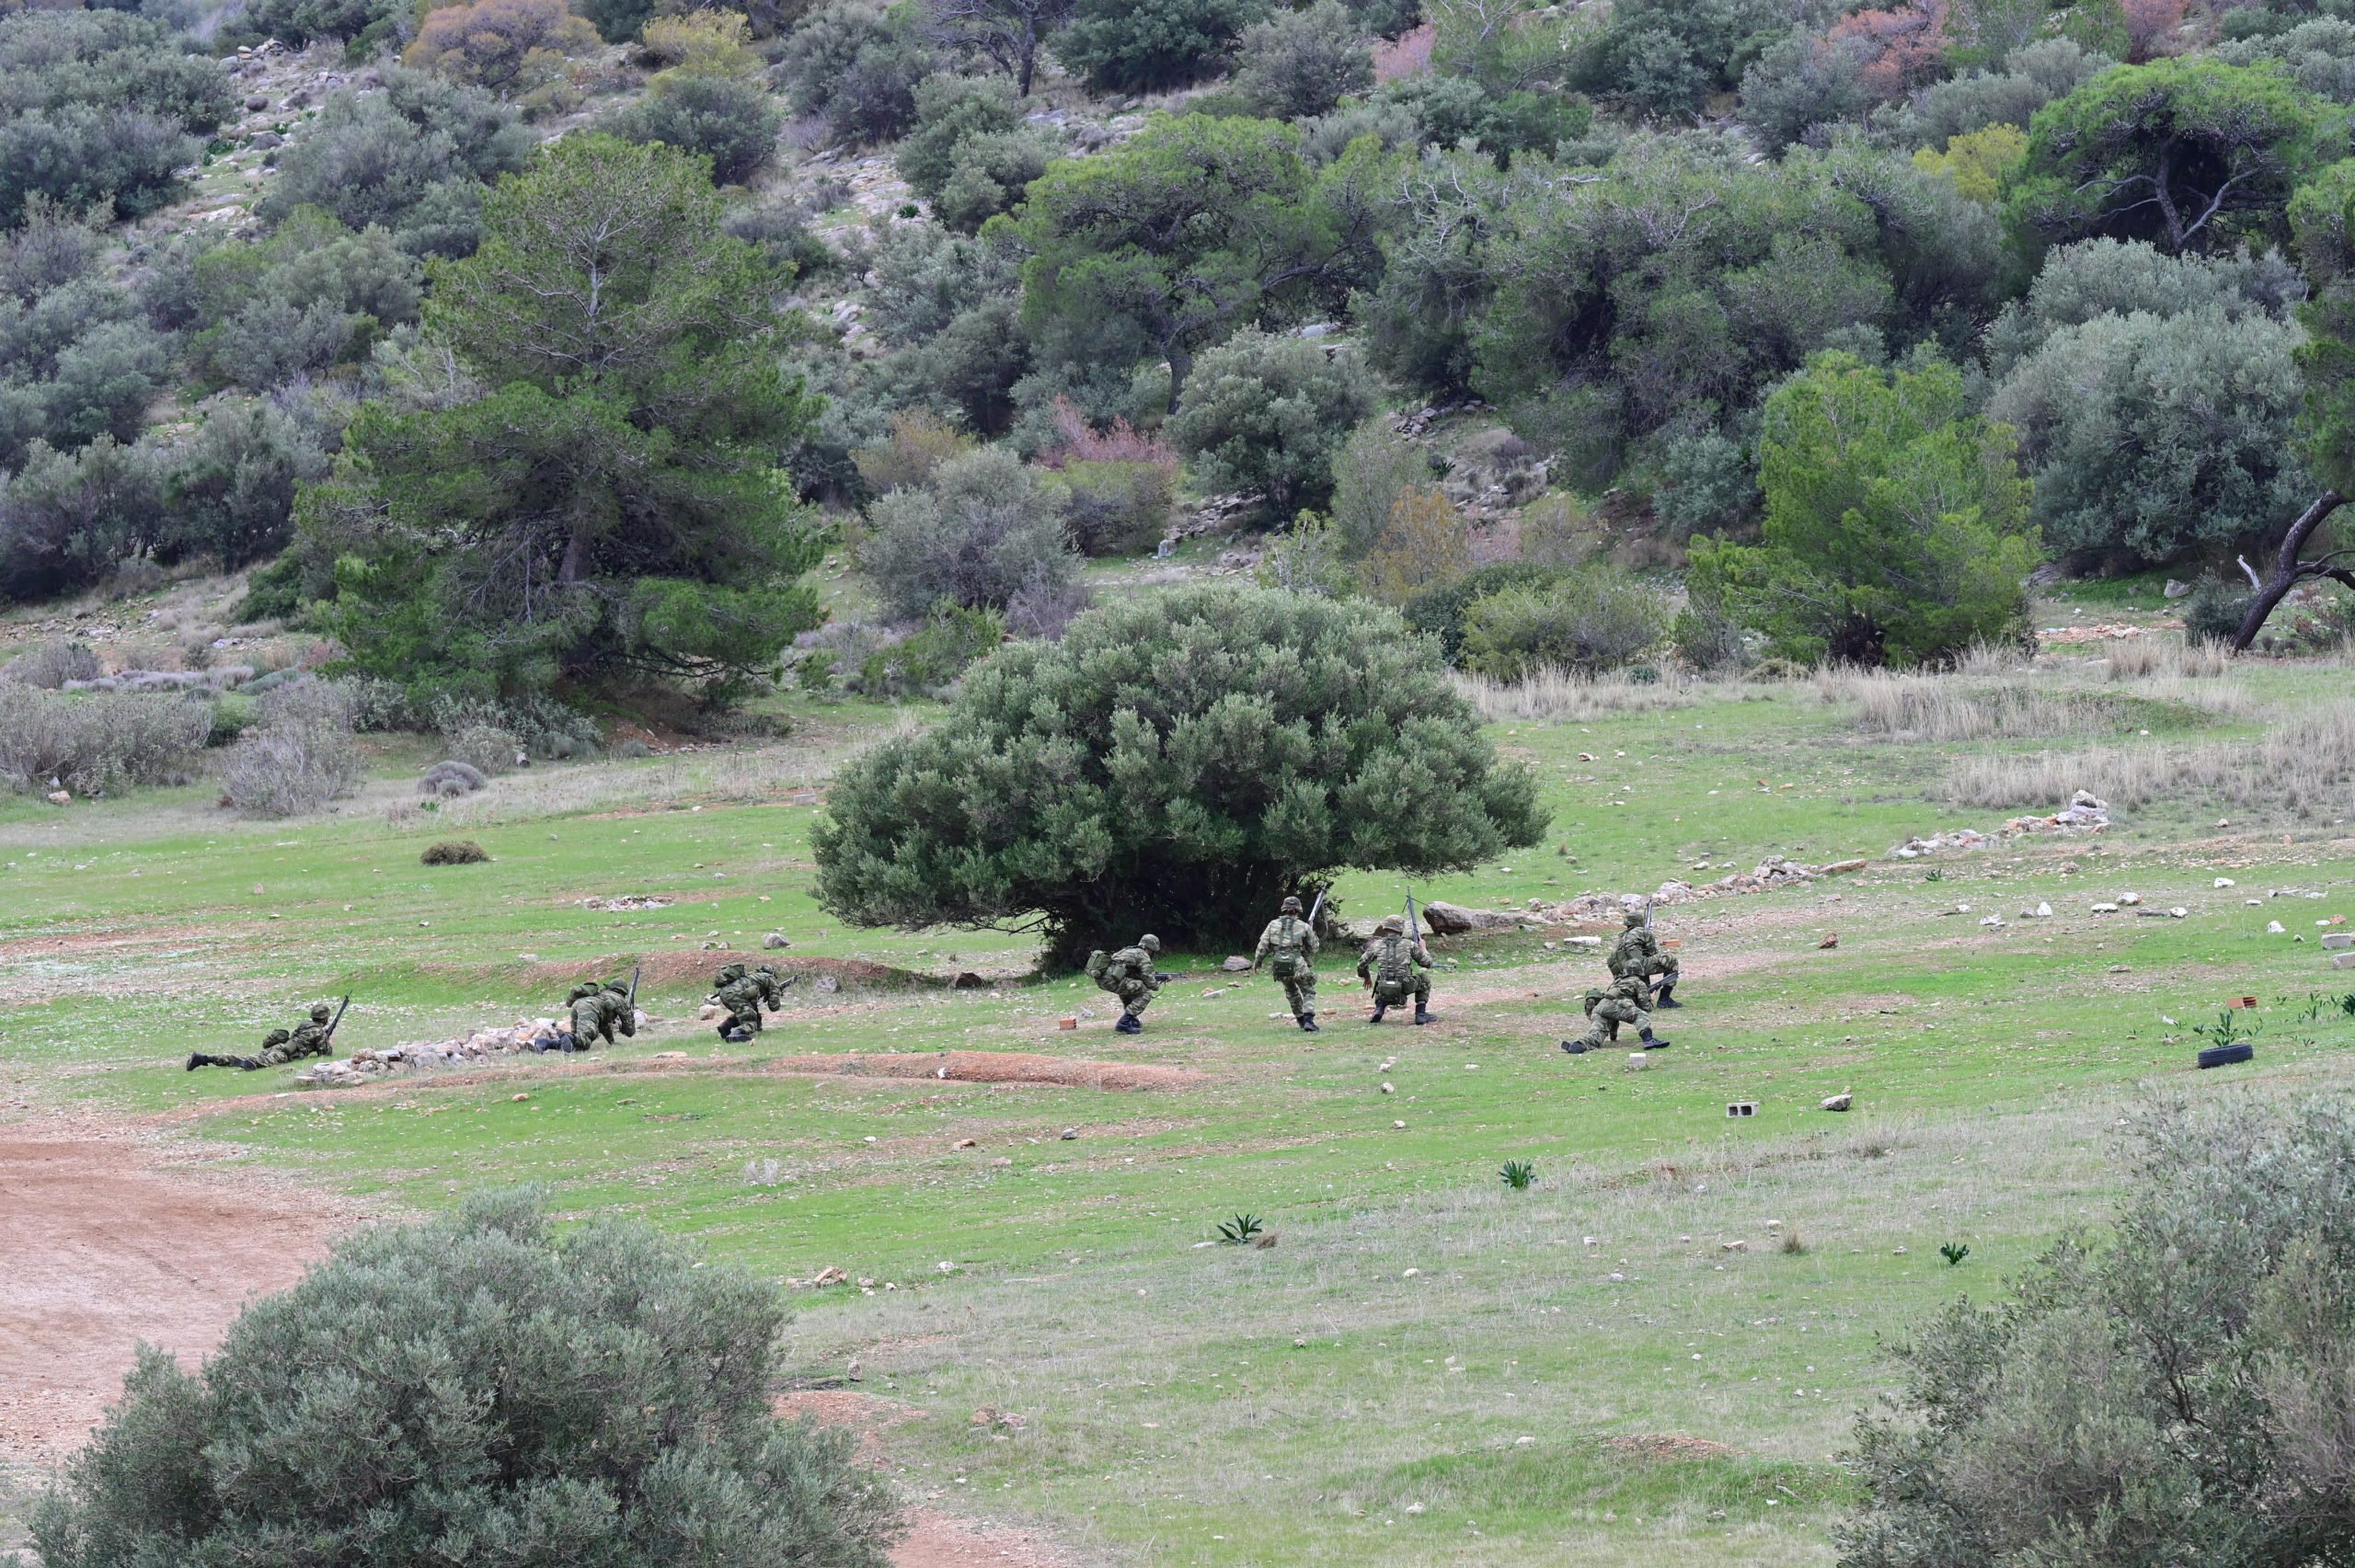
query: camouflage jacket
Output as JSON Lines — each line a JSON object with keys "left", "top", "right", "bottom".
{"left": 284, "top": 1019, "right": 334, "bottom": 1059}
{"left": 1609, "top": 927, "right": 1664, "bottom": 976}
{"left": 1357, "top": 934, "right": 1431, "bottom": 985}
{"left": 1253, "top": 916, "right": 1317, "bottom": 969}
{"left": 1105, "top": 946, "right": 1160, "bottom": 990}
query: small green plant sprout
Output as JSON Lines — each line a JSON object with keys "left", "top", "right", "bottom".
{"left": 1499, "top": 1160, "right": 1536, "bottom": 1190}
{"left": 1216, "top": 1213, "right": 1264, "bottom": 1244}
{"left": 1924, "top": 868, "right": 1945, "bottom": 882}
{"left": 1940, "top": 1242, "right": 1970, "bottom": 1267}
{"left": 2193, "top": 1010, "right": 2259, "bottom": 1050}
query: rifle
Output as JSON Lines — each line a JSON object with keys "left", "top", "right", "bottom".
{"left": 1406, "top": 892, "right": 1420, "bottom": 947}
{"left": 1305, "top": 887, "right": 1326, "bottom": 929}
{"left": 626, "top": 964, "right": 642, "bottom": 1011}
{"left": 322, "top": 994, "right": 351, "bottom": 1042}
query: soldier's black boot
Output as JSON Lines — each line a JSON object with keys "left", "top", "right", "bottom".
{"left": 185, "top": 1052, "right": 205, "bottom": 1070}
{"left": 1414, "top": 1007, "right": 1437, "bottom": 1024}
{"left": 1369, "top": 1004, "right": 1386, "bottom": 1024}
{"left": 1639, "top": 1027, "right": 1671, "bottom": 1050}
{"left": 1298, "top": 1012, "right": 1318, "bottom": 1033}
{"left": 1654, "top": 979, "right": 1681, "bottom": 1009}
{"left": 723, "top": 1027, "right": 752, "bottom": 1044}
{"left": 1115, "top": 1013, "right": 1142, "bottom": 1035}
{"left": 1561, "top": 1039, "right": 1591, "bottom": 1055}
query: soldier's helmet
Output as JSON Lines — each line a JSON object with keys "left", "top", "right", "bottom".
{"left": 1623, "top": 908, "right": 1646, "bottom": 928}
{"left": 310, "top": 1003, "right": 332, "bottom": 1022}
{"left": 603, "top": 979, "right": 629, "bottom": 995}
{"left": 1378, "top": 915, "right": 1405, "bottom": 934}
{"left": 1140, "top": 934, "right": 1162, "bottom": 952}
{"left": 717, "top": 962, "right": 747, "bottom": 984}
{"left": 1281, "top": 896, "right": 1303, "bottom": 914}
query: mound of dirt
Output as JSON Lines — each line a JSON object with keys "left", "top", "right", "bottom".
{"left": 1605, "top": 1433, "right": 1740, "bottom": 1462}
{"left": 767, "top": 1051, "right": 1203, "bottom": 1092}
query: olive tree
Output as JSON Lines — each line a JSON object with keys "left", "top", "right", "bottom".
{"left": 31, "top": 1190, "right": 901, "bottom": 1568}
{"left": 811, "top": 584, "right": 1548, "bottom": 962}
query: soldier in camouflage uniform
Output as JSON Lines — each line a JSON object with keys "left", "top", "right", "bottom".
{"left": 1607, "top": 908, "right": 1680, "bottom": 1007}
{"left": 1253, "top": 895, "right": 1321, "bottom": 1032}
{"left": 1091, "top": 935, "right": 1166, "bottom": 1034}
{"left": 714, "top": 963, "right": 792, "bottom": 1043}
{"left": 554, "top": 979, "right": 636, "bottom": 1053}
{"left": 186, "top": 1002, "right": 339, "bottom": 1071}
{"left": 1357, "top": 915, "right": 1438, "bottom": 1024}
{"left": 1562, "top": 972, "right": 1671, "bottom": 1054}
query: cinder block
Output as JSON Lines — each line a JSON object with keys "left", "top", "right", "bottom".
{"left": 1726, "top": 1101, "right": 1758, "bottom": 1117}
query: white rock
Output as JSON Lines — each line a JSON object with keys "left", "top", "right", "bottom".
{"left": 2120, "top": 892, "right": 2142, "bottom": 906}
{"left": 2091, "top": 902, "right": 2120, "bottom": 914}
{"left": 2215, "top": 877, "right": 2236, "bottom": 888}
{"left": 2269, "top": 921, "right": 2287, "bottom": 934}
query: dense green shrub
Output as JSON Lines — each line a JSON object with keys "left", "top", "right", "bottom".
{"left": 1988, "top": 304, "right": 2312, "bottom": 567}
{"left": 608, "top": 69, "right": 782, "bottom": 184}
{"left": 1060, "top": 457, "right": 1172, "bottom": 555}
{"left": 260, "top": 70, "right": 534, "bottom": 249}
{"left": 31, "top": 1190, "right": 900, "bottom": 1568}
{"left": 1690, "top": 350, "right": 2040, "bottom": 668}
{"left": 0, "top": 435, "right": 162, "bottom": 602}
{"left": 1844, "top": 1096, "right": 2355, "bottom": 1567}
{"left": 1890, "top": 37, "right": 2110, "bottom": 148}
{"left": 2182, "top": 576, "right": 2256, "bottom": 644}
{"left": 1457, "top": 567, "right": 1671, "bottom": 678}
{"left": 239, "top": 0, "right": 408, "bottom": 45}
{"left": 933, "top": 127, "right": 1055, "bottom": 230}
{"left": 1053, "top": 0, "right": 1267, "bottom": 92}
{"left": 851, "top": 601, "right": 1005, "bottom": 696}
{"left": 1166, "top": 329, "right": 1376, "bottom": 511}
{"left": 1400, "top": 558, "right": 1560, "bottom": 661}
{"left": 219, "top": 677, "right": 364, "bottom": 816}
{"left": 859, "top": 445, "right": 1079, "bottom": 618}
{"left": 1231, "top": 0, "right": 1372, "bottom": 120}
{"left": 402, "top": 0, "right": 599, "bottom": 91}
{"left": 811, "top": 583, "right": 1547, "bottom": 962}
{"left": 1569, "top": 0, "right": 1787, "bottom": 117}
{"left": 897, "top": 73, "right": 1022, "bottom": 198}
{"left": 160, "top": 401, "right": 333, "bottom": 569}
{"left": 1328, "top": 416, "right": 1431, "bottom": 557}
{"left": 1982, "top": 235, "right": 2303, "bottom": 373}
{"left": 0, "top": 10, "right": 234, "bottom": 225}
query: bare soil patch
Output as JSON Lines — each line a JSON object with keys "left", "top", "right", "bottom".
{"left": 0, "top": 1130, "right": 352, "bottom": 1463}
{"left": 775, "top": 1391, "right": 1076, "bottom": 1568}
{"left": 1605, "top": 1434, "right": 1740, "bottom": 1462}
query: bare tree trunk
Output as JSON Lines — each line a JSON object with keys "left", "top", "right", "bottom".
{"left": 2232, "top": 490, "right": 2348, "bottom": 650}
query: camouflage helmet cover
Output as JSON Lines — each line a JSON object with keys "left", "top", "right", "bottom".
{"left": 1378, "top": 915, "right": 1405, "bottom": 934}
{"left": 1623, "top": 908, "right": 1646, "bottom": 928}
{"left": 717, "top": 961, "right": 747, "bottom": 984}
{"left": 1140, "top": 934, "right": 1162, "bottom": 952}
{"left": 1281, "top": 896, "right": 1303, "bottom": 913}
{"left": 310, "top": 1003, "right": 333, "bottom": 1022}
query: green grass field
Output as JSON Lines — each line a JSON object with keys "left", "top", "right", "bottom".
{"left": 6, "top": 627, "right": 2355, "bottom": 1565}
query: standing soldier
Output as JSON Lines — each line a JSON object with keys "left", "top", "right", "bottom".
{"left": 1357, "top": 915, "right": 1438, "bottom": 1024}
{"left": 1253, "top": 895, "right": 1321, "bottom": 1033}
{"left": 186, "top": 1001, "right": 343, "bottom": 1070}
{"left": 714, "top": 962, "right": 792, "bottom": 1043}
{"left": 1086, "top": 934, "right": 1166, "bottom": 1035}
{"left": 1562, "top": 972, "right": 1670, "bottom": 1054}
{"left": 1607, "top": 907, "right": 1681, "bottom": 1008}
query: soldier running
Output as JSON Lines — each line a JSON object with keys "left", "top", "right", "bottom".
{"left": 1088, "top": 934, "right": 1166, "bottom": 1034}
{"left": 1253, "top": 895, "right": 1321, "bottom": 1033}
{"left": 1607, "top": 907, "right": 1680, "bottom": 1008}
{"left": 1357, "top": 915, "right": 1438, "bottom": 1024}
{"left": 186, "top": 1001, "right": 340, "bottom": 1071}
{"left": 713, "top": 962, "right": 791, "bottom": 1043}
{"left": 1563, "top": 971, "right": 1671, "bottom": 1055}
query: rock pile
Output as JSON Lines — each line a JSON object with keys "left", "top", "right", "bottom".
{"left": 1892, "top": 792, "right": 2109, "bottom": 858}
{"left": 1522, "top": 855, "right": 1870, "bottom": 923}
{"left": 294, "top": 1012, "right": 649, "bottom": 1087}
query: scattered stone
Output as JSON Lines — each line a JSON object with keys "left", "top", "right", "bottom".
{"left": 2120, "top": 892, "right": 2142, "bottom": 906}
{"left": 1401, "top": 1266, "right": 1420, "bottom": 1277}
{"left": 1060, "top": 1127, "right": 1077, "bottom": 1139}
{"left": 2323, "top": 933, "right": 2353, "bottom": 950}
{"left": 954, "top": 1138, "right": 978, "bottom": 1150}
{"left": 1818, "top": 933, "right": 1839, "bottom": 949}
{"left": 1821, "top": 1092, "right": 1853, "bottom": 1112}
{"left": 816, "top": 974, "right": 840, "bottom": 993}
{"left": 44, "top": 790, "right": 69, "bottom": 807}
{"left": 2333, "top": 951, "right": 2355, "bottom": 971}
{"left": 2269, "top": 921, "right": 2287, "bottom": 934}
{"left": 1421, "top": 900, "right": 1523, "bottom": 934}
{"left": 764, "top": 932, "right": 790, "bottom": 949}
{"left": 2091, "top": 902, "right": 2120, "bottom": 914}
{"left": 580, "top": 895, "right": 672, "bottom": 911}
{"left": 810, "top": 1265, "right": 846, "bottom": 1287}
{"left": 1221, "top": 956, "right": 1252, "bottom": 972}
{"left": 1721, "top": 1240, "right": 1748, "bottom": 1253}
{"left": 1380, "top": 1082, "right": 1395, "bottom": 1093}
{"left": 2164, "top": 578, "right": 2192, "bottom": 599}
{"left": 2215, "top": 877, "right": 2237, "bottom": 888}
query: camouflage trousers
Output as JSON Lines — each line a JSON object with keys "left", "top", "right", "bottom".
{"left": 1273, "top": 966, "right": 1317, "bottom": 1018}
{"left": 1372, "top": 971, "right": 1430, "bottom": 1009}
{"left": 1611, "top": 953, "right": 1679, "bottom": 984}
{"left": 719, "top": 1003, "right": 763, "bottom": 1039}
{"left": 1106, "top": 978, "right": 1155, "bottom": 1019}
{"left": 1575, "top": 992, "right": 1650, "bottom": 1048}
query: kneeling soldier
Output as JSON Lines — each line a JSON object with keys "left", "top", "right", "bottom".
{"left": 1357, "top": 915, "right": 1437, "bottom": 1024}
{"left": 1563, "top": 972, "right": 1670, "bottom": 1055}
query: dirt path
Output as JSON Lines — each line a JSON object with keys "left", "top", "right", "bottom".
{"left": 0, "top": 1123, "right": 1081, "bottom": 1567}
{"left": 0, "top": 1127, "right": 353, "bottom": 1462}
